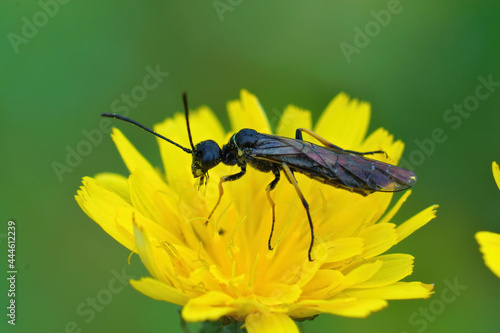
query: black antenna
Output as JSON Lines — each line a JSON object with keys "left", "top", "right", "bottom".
{"left": 183, "top": 92, "right": 196, "bottom": 151}
{"left": 101, "top": 113, "right": 192, "bottom": 154}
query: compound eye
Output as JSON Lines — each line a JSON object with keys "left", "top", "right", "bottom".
{"left": 201, "top": 150, "right": 217, "bottom": 167}
{"left": 194, "top": 140, "right": 221, "bottom": 172}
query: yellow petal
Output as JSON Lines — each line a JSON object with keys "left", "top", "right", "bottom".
{"left": 360, "top": 128, "right": 404, "bottom": 164}
{"left": 94, "top": 172, "right": 130, "bottom": 203}
{"left": 111, "top": 128, "right": 156, "bottom": 176}
{"left": 276, "top": 105, "right": 312, "bottom": 138}
{"left": 254, "top": 282, "right": 302, "bottom": 305}
{"left": 111, "top": 128, "right": 182, "bottom": 219}
{"left": 314, "top": 92, "right": 370, "bottom": 149}
{"left": 245, "top": 312, "right": 299, "bottom": 333}
{"left": 133, "top": 218, "right": 197, "bottom": 289}
{"left": 291, "top": 298, "right": 387, "bottom": 318}
{"left": 133, "top": 221, "right": 165, "bottom": 281}
{"left": 154, "top": 107, "right": 225, "bottom": 190}
{"left": 130, "top": 277, "right": 189, "bottom": 306}
{"left": 127, "top": 168, "right": 180, "bottom": 230}
{"left": 209, "top": 264, "right": 245, "bottom": 287}
{"left": 476, "top": 231, "right": 500, "bottom": 278}
{"left": 228, "top": 89, "right": 271, "bottom": 134}
{"left": 182, "top": 291, "right": 235, "bottom": 322}
{"left": 317, "top": 237, "right": 364, "bottom": 265}
{"left": 316, "top": 299, "right": 388, "bottom": 318}
{"left": 154, "top": 114, "right": 193, "bottom": 189}
{"left": 100, "top": 129, "right": 187, "bottom": 240}
{"left": 493, "top": 162, "right": 500, "bottom": 190}
{"left": 396, "top": 205, "right": 438, "bottom": 243}
{"left": 75, "top": 177, "right": 136, "bottom": 251}
{"left": 181, "top": 105, "right": 226, "bottom": 144}
{"left": 301, "top": 270, "right": 344, "bottom": 299}
{"left": 353, "top": 254, "right": 414, "bottom": 288}
{"left": 341, "top": 261, "right": 383, "bottom": 289}
{"left": 345, "top": 282, "right": 434, "bottom": 300}
{"left": 358, "top": 223, "right": 398, "bottom": 258}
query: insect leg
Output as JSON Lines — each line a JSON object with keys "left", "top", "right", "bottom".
{"left": 343, "top": 149, "right": 387, "bottom": 158}
{"left": 266, "top": 167, "right": 281, "bottom": 251}
{"left": 296, "top": 128, "right": 387, "bottom": 158}
{"left": 207, "top": 164, "right": 247, "bottom": 223}
{"left": 295, "top": 128, "right": 342, "bottom": 151}
{"left": 282, "top": 162, "right": 314, "bottom": 261}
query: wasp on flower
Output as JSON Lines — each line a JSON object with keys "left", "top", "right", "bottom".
{"left": 102, "top": 93, "right": 416, "bottom": 261}
{"left": 76, "top": 90, "right": 436, "bottom": 332}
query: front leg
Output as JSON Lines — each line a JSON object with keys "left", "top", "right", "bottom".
{"left": 207, "top": 163, "right": 247, "bottom": 223}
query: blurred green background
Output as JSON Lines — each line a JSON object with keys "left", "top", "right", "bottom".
{"left": 1, "top": 1, "right": 500, "bottom": 332}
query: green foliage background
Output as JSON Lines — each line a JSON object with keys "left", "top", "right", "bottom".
{"left": 1, "top": 1, "right": 499, "bottom": 332}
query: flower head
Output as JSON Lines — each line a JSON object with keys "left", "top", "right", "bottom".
{"left": 475, "top": 162, "right": 500, "bottom": 279}
{"left": 76, "top": 90, "right": 437, "bottom": 332}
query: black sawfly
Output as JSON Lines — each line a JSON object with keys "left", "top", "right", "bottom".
{"left": 102, "top": 93, "right": 416, "bottom": 261}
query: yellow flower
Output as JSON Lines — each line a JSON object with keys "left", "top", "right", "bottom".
{"left": 76, "top": 90, "right": 437, "bottom": 332}
{"left": 475, "top": 162, "right": 500, "bottom": 279}
{"left": 493, "top": 161, "right": 500, "bottom": 191}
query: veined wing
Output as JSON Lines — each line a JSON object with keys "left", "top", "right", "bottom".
{"left": 247, "top": 134, "right": 416, "bottom": 196}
